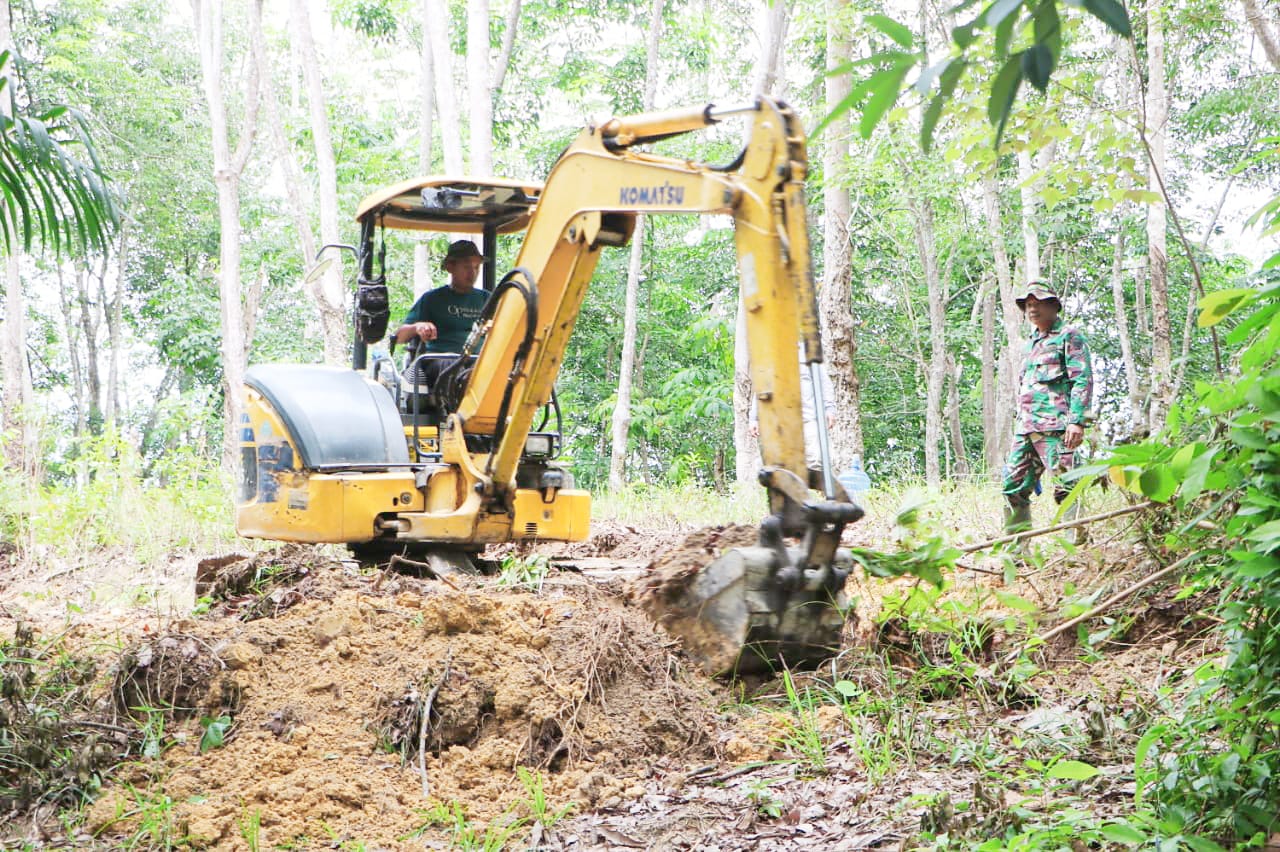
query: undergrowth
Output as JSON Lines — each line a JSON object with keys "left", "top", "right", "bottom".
{"left": 0, "top": 430, "right": 235, "bottom": 562}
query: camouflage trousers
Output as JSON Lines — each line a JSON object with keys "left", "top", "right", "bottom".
{"left": 1002, "top": 431, "right": 1076, "bottom": 509}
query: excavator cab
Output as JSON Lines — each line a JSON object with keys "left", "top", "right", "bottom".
{"left": 237, "top": 98, "right": 865, "bottom": 676}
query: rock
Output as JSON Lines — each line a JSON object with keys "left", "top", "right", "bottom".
{"left": 334, "top": 637, "right": 353, "bottom": 657}
{"left": 313, "top": 613, "right": 353, "bottom": 645}
{"left": 220, "top": 642, "right": 262, "bottom": 669}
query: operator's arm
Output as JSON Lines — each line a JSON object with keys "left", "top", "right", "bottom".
{"left": 1063, "top": 328, "right": 1092, "bottom": 450}
{"left": 393, "top": 292, "right": 439, "bottom": 344}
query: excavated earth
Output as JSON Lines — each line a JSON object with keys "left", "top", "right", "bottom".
{"left": 0, "top": 510, "right": 1225, "bottom": 850}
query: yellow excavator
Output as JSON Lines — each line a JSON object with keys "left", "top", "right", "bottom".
{"left": 235, "top": 97, "right": 863, "bottom": 674}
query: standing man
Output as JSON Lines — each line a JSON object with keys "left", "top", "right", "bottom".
{"left": 393, "top": 239, "right": 488, "bottom": 352}
{"left": 1003, "top": 282, "right": 1093, "bottom": 537}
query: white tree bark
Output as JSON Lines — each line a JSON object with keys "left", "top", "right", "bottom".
{"left": 0, "top": 5, "right": 36, "bottom": 475}
{"left": 1242, "top": 0, "right": 1280, "bottom": 69}
{"left": 290, "top": 0, "right": 347, "bottom": 366}
{"left": 193, "top": 0, "right": 261, "bottom": 471}
{"left": 981, "top": 176, "right": 1023, "bottom": 470}
{"left": 467, "top": 0, "right": 493, "bottom": 177}
{"left": 103, "top": 227, "right": 126, "bottom": 426}
{"left": 608, "top": 0, "right": 663, "bottom": 491}
{"left": 910, "top": 195, "right": 946, "bottom": 485}
{"left": 820, "top": 0, "right": 864, "bottom": 471}
{"left": 425, "top": 0, "right": 465, "bottom": 174}
{"left": 1108, "top": 223, "right": 1142, "bottom": 430}
{"left": 414, "top": 6, "right": 437, "bottom": 297}
{"left": 1145, "top": 0, "right": 1173, "bottom": 432}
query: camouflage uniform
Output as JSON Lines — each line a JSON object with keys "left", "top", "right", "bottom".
{"left": 1002, "top": 287, "right": 1092, "bottom": 533}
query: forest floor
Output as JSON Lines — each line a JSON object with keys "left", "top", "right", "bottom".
{"left": 0, "top": 496, "right": 1215, "bottom": 851}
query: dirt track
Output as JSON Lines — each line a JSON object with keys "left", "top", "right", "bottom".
{"left": 0, "top": 518, "right": 1214, "bottom": 850}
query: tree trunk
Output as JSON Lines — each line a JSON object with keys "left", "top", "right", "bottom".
{"left": 980, "top": 276, "right": 999, "bottom": 472}
{"left": 467, "top": 0, "right": 493, "bottom": 176}
{"left": 1243, "top": 0, "right": 1280, "bottom": 69}
{"left": 608, "top": 0, "right": 662, "bottom": 491}
{"left": 78, "top": 265, "right": 102, "bottom": 431}
{"left": 291, "top": 0, "right": 347, "bottom": 366}
{"left": 58, "top": 269, "right": 86, "bottom": 443}
{"left": 425, "top": 0, "right": 465, "bottom": 174}
{"left": 0, "top": 8, "right": 35, "bottom": 476}
{"left": 103, "top": 227, "right": 126, "bottom": 426}
{"left": 754, "top": 0, "right": 788, "bottom": 99}
{"left": 414, "top": 3, "right": 436, "bottom": 297}
{"left": 1145, "top": 0, "right": 1173, "bottom": 432}
{"left": 911, "top": 196, "right": 946, "bottom": 486}
{"left": 947, "top": 353, "right": 970, "bottom": 478}
{"left": 1108, "top": 223, "right": 1141, "bottom": 430}
{"left": 980, "top": 176, "right": 1023, "bottom": 470}
{"left": 820, "top": 0, "right": 864, "bottom": 471}
{"left": 193, "top": 0, "right": 261, "bottom": 472}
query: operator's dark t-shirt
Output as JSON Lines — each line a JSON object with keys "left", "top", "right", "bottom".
{"left": 402, "top": 285, "right": 488, "bottom": 353}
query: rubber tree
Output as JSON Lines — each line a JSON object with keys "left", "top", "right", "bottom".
{"left": 191, "top": 0, "right": 262, "bottom": 472}
{"left": 608, "top": 0, "right": 663, "bottom": 491}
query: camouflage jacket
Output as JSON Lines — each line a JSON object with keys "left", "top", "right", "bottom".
{"left": 1016, "top": 319, "right": 1092, "bottom": 435}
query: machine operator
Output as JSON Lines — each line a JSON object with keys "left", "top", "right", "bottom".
{"left": 392, "top": 239, "right": 488, "bottom": 353}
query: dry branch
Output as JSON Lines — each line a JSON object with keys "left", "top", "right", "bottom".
{"left": 960, "top": 502, "right": 1154, "bottom": 554}
{"left": 1001, "top": 549, "right": 1201, "bottom": 666}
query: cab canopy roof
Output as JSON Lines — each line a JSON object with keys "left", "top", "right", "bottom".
{"left": 354, "top": 177, "right": 542, "bottom": 234}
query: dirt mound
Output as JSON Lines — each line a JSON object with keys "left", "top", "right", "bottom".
{"left": 626, "top": 524, "right": 761, "bottom": 608}
{"left": 87, "top": 558, "right": 722, "bottom": 849}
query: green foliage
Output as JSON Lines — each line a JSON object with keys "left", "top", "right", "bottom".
{"left": 497, "top": 553, "right": 551, "bottom": 590}
{"left": 776, "top": 669, "right": 828, "bottom": 774}
{"left": 826, "top": 0, "right": 1133, "bottom": 149}
{"left": 0, "top": 429, "right": 236, "bottom": 561}
{"left": 515, "top": 765, "right": 574, "bottom": 827}
{"left": 400, "top": 799, "right": 527, "bottom": 850}
{"left": 198, "top": 714, "right": 232, "bottom": 753}
{"left": 1073, "top": 231, "right": 1280, "bottom": 838}
{"left": 0, "top": 51, "right": 118, "bottom": 256}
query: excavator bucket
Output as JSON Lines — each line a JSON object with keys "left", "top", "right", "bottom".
{"left": 638, "top": 542, "right": 853, "bottom": 676}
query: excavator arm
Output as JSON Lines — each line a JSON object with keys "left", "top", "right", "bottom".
{"left": 459, "top": 98, "right": 845, "bottom": 527}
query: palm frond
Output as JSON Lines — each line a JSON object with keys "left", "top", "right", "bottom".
{"left": 0, "top": 51, "right": 119, "bottom": 257}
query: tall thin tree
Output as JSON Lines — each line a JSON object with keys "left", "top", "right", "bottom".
{"left": 608, "top": 0, "right": 663, "bottom": 491}
{"left": 820, "top": 0, "right": 865, "bottom": 471}
{"left": 192, "top": 0, "right": 262, "bottom": 471}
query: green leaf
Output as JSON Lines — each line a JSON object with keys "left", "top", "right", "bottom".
{"left": 952, "top": 21, "right": 978, "bottom": 48}
{"left": 1100, "top": 823, "right": 1149, "bottom": 843}
{"left": 1047, "top": 759, "right": 1101, "bottom": 780}
{"left": 199, "top": 715, "right": 232, "bottom": 753}
{"left": 996, "top": 591, "right": 1039, "bottom": 613}
{"left": 859, "top": 65, "right": 911, "bottom": 139}
{"left": 1197, "top": 288, "right": 1256, "bottom": 327}
{"left": 988, "top": 54, "right": 1024, "bottom": 145}
{"left": 1138, "top": 465, "right": 1178, "bottom": 502}
{"left": 865, "top": 14, "right": 914, "bottom": 48}
{"left": 834, "top": 680, "right": 858, "bottom": 697}
{"left": 983, "top": 0, "right": 1026, "bottom": 28}
{"left": 920, "top": 60, "right": 968, "bottom": 150}
{"left": 1083, "top": 0, "right": 1132, "bottom": 36}
{"left": 1021, "top": 43, "right": 1055, "bottom": 91}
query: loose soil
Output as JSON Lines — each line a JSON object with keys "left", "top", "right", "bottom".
{"left": 0, "top": 509, "right": 1219, "bottom": 850}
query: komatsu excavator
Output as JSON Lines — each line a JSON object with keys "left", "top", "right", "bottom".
{"left": 235, "top": 97, "right": 863, "bottom": 675}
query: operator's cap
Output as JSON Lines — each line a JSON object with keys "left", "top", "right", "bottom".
{"left": 1015, "top": 282, "right": 1061, "bottom": 310}
{"left": 441, "top": 239, "right": 483, "bottom": 270}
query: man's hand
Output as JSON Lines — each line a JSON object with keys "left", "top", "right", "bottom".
{"left": 1064, "top": 423, "right": 1084, "bottom": 450}
{"left": 413, "top": 322, "right": 438, "bottom": 342}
